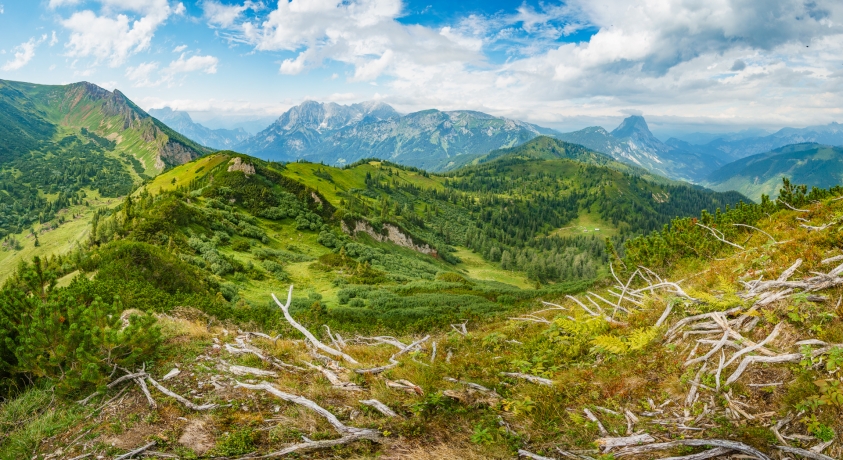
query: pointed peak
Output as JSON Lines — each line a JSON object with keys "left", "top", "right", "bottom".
{"left": 610, "top": 115, "right": 652, "bottom": 139}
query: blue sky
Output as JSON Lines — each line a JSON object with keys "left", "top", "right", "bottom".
{"left": 2, "top": 0, "right": 843, "bottom": 135}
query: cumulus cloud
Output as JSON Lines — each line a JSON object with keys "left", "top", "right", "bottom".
{"left": 172, "top": 44, "right": 187, "bottom": 53}
{"left": 60, "top": 0, "right": 178, "bottom": 66}
{"left": 126, "top": 53, "right": 219, "bottom": 87}
{"left": 2, "top": 36, "right": 45, "bottom": 71}
{"left": 202, "top": 0, "right": 258, "bottom": 28}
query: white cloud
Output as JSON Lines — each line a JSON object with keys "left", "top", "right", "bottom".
{"left": 0, "top": 4, "right": 4, "bottom": 14}
{"left": 202, "top": 0, "right": 257, "bottom": 28}
{"left": 126, "top": 54, "right": 219, "bottom": 87}
{"left": 125, "top": 61, "right": 159, "bottom": 86}
{"left": 60, "top": 0, "right": 176, "bottom": 66}
{"left": 49, "top": 31, "right": 58, "bottom": 46}
{"left": 2, "top": 36, "right": 44, "bottom": 71}
{"left": 172, "top": 44, "right": 187, "bottom": 53}
{"left": 48, "top": 0, "right": 80, "bottom": 8}
{"left": 166, "top": 53, "right": 218, "bottom": 74}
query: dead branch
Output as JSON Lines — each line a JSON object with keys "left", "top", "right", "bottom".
{"left": 146, "top": 376, "right": 217, "bottom": 410}
{"left": 115, "top": 441, "right": 156, "bottom": 460}
{"left": 303, "top": 362, "right": 364, "bottom": 391}
{"left": 355, "top": 335, "right": 430, "bottom": 375}
{"left": 107, "top": 372, "right": 148, "bottom": 389}
{"left": 615, "top": 439, "right": 770, "bottom": 459}
{"left": 430, "top": 341, "right": 437, "bottom": 363}
{"left": 161, "top": 368, "right": 180, "bottom": 381}
{"left": 778, "top": 259, "right": 803, "bottom": 282}
{"left": 227, "top": 364, "right": 278, "bottom": 378}
{"left": 450, "top": 322, "right": 468, "bottom": 336}
{"left": 596, "top": 433, "right": 655, "bottom": 451}
{"left": 724, "top": 353, "right": 803, "bottom": 386}
{"left": 135, "top": 377, "right": 157, "bottom": 409}
{"left": 733, "top": 223, "right": 777, "bottom": 243}
{"left": 695, "top": 223, "right": 744, "bottom": 250}
{"left": 776, "top": 445, "right": 836, "bottom": 460}
{"left": 236, "top": 381, "right": 382, "bottom": 457}
{"left": 722, "top": 322, "right": 783, "bottom": 370}
{"left": 225, "top": 337, "right": 306, "bottom": 372}
{"left": 582, "top": 408, "right": 608, "bottom": 436}
{"left": 518, "top": 450, "right": 555, "bottom": 460}
{"left": 445, "top": 377, "right": 497, "bottom": 394}
{"left": 272, "top": 286, "right": 359, "bottom": 364}
{"left": 686, "top": 362, "right": 708, "bottom": 406}
{"left": 781, "top": 201, "right": 809, "bottom": 212}
{"left": 359, "top": 399, "right": 398, "bottom": 417}
{"left": 385, "top": 379, "right": 423, "bottom": 395}
{"left": 323, "top": 325, "right": 344, "bottom": 351}
{"left": 500, "top": 372, "right": 554, "bottom": 386}
{"left": 662, "top": 447, "right": 732, "bottom": 460}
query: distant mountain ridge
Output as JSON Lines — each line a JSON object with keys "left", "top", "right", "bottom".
{"left": 704, "top": 143, "right": 843, "bottom": 201}
{"left": 554, "top": 115, "right": 726, "bottom": 182}
{"left": 236, "top": 101, "right": 559, "bottom": 171}
{"left": 149, "top": 107, "right": 250, "bottom": 150}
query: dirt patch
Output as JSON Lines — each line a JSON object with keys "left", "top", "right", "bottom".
{"left": 178, "top": 417, "right": 216, "bottom": 455}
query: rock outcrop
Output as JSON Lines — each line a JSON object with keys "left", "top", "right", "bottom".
{"left": 342, "top": 220, "right": 437, "bottom": 256}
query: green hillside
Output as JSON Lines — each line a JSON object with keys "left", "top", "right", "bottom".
{"left": 0, "top": 79, "right": 210, "bottom": 247}
{"left": 705, "top": 143, "right": 843, "bottom": 201}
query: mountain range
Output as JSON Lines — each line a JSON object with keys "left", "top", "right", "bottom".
{"left": 235, "top": 101, "right": 559, "bottom": 171}
{"left": 704, "top": 143, "right": 843, "bottom": 200}
{"left": 149, "top": 107, "right": 251, "bottom": 150}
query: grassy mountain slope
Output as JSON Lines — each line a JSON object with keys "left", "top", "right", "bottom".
{"left": 0, "top": 79, "right": 210, "bottom": 267}
{"left": 3, "top": 167, "right": 843, "bottom": 458}
{"left": 705, "top": 143, "right": 843, "bottom": 201}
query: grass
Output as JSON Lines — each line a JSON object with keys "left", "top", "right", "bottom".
{"left": 144, "top": 154, "right": 230, "bottom": 195}
{"left": 452, "top": 247, "right": 532, "bottom": 289}
{"left": 0, "top": 387, "right": 83, "bottom": 460}
{"left": 0, "top": 188, "right": 119, "bottom": 283}
{"left": 550, "top": 212, "right": 618, "bottom": 239}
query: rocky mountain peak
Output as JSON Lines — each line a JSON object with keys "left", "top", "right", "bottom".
{"left": 611, "top": 115, "right": 653, "bottom": 139}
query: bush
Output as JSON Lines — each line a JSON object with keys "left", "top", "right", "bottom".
{"left": 0, "top": 258, "right": 161, "bottom": 394}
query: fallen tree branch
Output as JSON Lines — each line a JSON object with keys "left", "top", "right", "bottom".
{"left": 662, "top": 447, "right": 732, "bottom": 460}
{"left": 776, "top": 445, "right": 836, "bottom": 460}
{"left": 616, "top": 439, "right": 770, "bottom": 460}
{"left": 583, "top": 408, "right": 608, "bottom": 436}
{"left": 236, "top": 381, "right": 382, "bottom": 457}
{"left": 359, "top": 399, "right": 398, "bottom": 417}
{"left": 146, "top": 377, "right": 217, "bottom": 411}
{"left": 272, "top": 286, "right": 359, "bottom": 364}
{"left": 696, "top": 223, "right": 744, "bottom": 250}
{"left": 115, "top": 441, "right": 156, "bottom": 460}
{"left": 596, "top": 433, "right": 655, "bottom": 451}
{"left": 733, "top": 223, "right": 777, "bottom": 244}
{"left": 500, "top": 372, "right": 553, "bottom": 386}
{"left": 355, "top": 335, "right": 430, "bottom": 375}
{"left": 227, "top": 364, "right": 278, "bottom": 378}
{"left": 518, "top": 449, "right": 555, "bottom": 460}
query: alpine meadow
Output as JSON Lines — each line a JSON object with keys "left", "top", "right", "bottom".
{"left": 4, "top": 1, "right": 843, "bottom": 460}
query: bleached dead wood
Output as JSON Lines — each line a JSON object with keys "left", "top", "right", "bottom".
{"left": 135, "top": 377, "right": 157, "bottom": 409}
{"left": 236, "top": 381, "right": 382, "bottom": 457}
{"left": 595, "top": 433, "right": 655, "bottom": 451}
{"left": 225, "top": 339, "right": 305, "bottom": 372}
{"left": 146, "top": 376, "right": 217, "bottom": 411}
{"left": 615, "top": 439, "right": 770, "bottom": 460}
{"left": 776, "top": 445, "right": 836, "bottom": 460}
{"left": 662, "top": 447, "right": 732, "bottom": 460}
{"left": 445, "top": 377, "right": 497, "bottom": 394}
{"left": 303, "top": 361, "right": 364, "bottom": 391}
{"left": 517, "top": 449, "right": 555, "bottom": 460}
{"left": 385, "top": 379, "right": 424, "bottom": 395}
{"left": 695, "top": 223, "right": 744, "bottom": 250}
{"left": 355, "top": 335, "right": 430, "bottom": 374}
{"left": 451, "top": 322, "right": 468, "bottom": 336}
{"left": 781, "top": 201, "right": 809, "bottom": 212}
{"left": 725, "top": 352, "right": 807, "bottom": 386}
{"left": 500, "top": 372, "right": 553, "bottom": 386}
{"left": 228, "top": 364, "right": 278, "bottom": 378}
{"left": 107, "top": 372, "right": 148, "bottom": 389}
{"left": 686, "top": 362, "right": 708, "bottom": 406}
{"left": 272, "top": 286, "right": 359, "bottom": 364}
{"left": 359, "top": 399, "right": 398, "bottom": 417}
{"left": 161, "top": 368, "right": 180, "bottom": 381}
{"left": 582, "top": 407, "right": 608, "bottom": 436}
{"left": 115, "top": 441, "right": 156, "bottom": 460}
{"left": 733, "top": 223, "right": 777, "bottom": 243}
{"left": 635, "top": 281, "right": 699, "bottom": 302}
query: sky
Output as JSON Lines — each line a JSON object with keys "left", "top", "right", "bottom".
{"left": 2, "top": 0, "right": 843, "bottom": 137}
